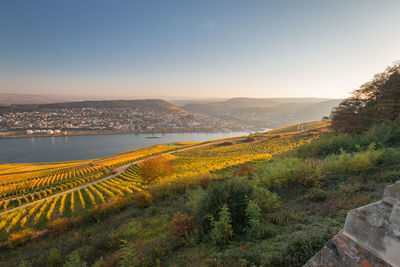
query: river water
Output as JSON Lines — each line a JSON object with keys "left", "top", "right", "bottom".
{"left": 0, "top": 132, "right": 249, "bottom": 163}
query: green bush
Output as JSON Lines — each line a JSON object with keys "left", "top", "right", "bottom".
{"left": 296, "top": 121, "right": 400, "bottom": 158}
{"left": 269, "top": 228, "right": 336, "bottom": 266}
{"left": 256, "top": 157, "right": 323, "bottom": 188}
{"left": 118, "top": 235, "right": 181, "bottom": 267}
{"left": 323, "top": 145, "right": 385, "bottom": 173}
{"left": 306, "top": 188, "right": 328, "bottom": 202}
{"left": 47, "top": 248, "right": 62, "bottom": 267}
{"left": 244, "top": 200, "right": 262, "bottom": 239}
{"left": 210, "top": 204, "right": 233, "bottom": 245}
{"left": 188, "top": 177, "right": 279, "bottom": 237}
{"left": 63, "top": 251, "right": 87, "bottom": 267}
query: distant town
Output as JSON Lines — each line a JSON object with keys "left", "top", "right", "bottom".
{"left": 0, "top": 106, "right": 247, "bottom": 138}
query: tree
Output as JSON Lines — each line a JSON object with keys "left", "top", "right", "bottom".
{"left": 331, "top": 61, "right": 400, "bottom": 133}
{"left": 140, "top": 156, "right": 174, "bottom": 183}
{"left": 210, "top": 204, "right": 233, "bottom": 245}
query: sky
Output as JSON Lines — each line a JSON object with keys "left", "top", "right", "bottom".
{"left": 1, "top": 0, "right": 400, "bottom": 100}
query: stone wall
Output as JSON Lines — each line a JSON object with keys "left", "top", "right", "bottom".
{"left": 305, "top": 181, "right": 400, "bottom": 267}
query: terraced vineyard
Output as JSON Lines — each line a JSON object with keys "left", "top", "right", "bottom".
{"left": 162, "top": 134, "right": 320, "bottom": 181}
{"left": 0, "top": 165, "right": 144, "bottom": 235}
{"left": 0, "top": 130, "right": 322, "bottom": 241}
{"left": 0, "top": 143, "right": 189, "bottom": 213}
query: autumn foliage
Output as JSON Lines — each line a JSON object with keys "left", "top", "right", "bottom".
{"left": 140, "top": 156, "right": 174, "bottom": 183}
{"left": 8, "top": 229, "right": 37, "bottom": 248}
{"left": 46, "top": 217, "right": 77, "bottom": 234}
{"left": 134, "top": 191, "right": 153, "bottom": 208}
{"left": 331, "top": 61, "right": 400, "bottom": 133}
{"left": 235, "top": 163, "right": 255, "bottom": 179}
{"left": 170, "top": 212, "right": 197, "bottom": 240}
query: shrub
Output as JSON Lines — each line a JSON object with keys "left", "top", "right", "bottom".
{"left": 256, "top": 157, "right": 323, "bottom": 188}
{"left": 141, "top": 156, "right": 174, "bottom": 184}
{"left": 188, "top": 177, "right": 279, "bottom": 237}
{"left": 198, "top": 176, "right": 212, "bottom": 189}
{"left": 91, "top": 196, "right": 130, "bottom": 221}
{"left": 235, "top": 163, "right": 255, "bottom": 179}
{"left": 8, "top": 229, "right": 36, "bottom": 248}
{"left": 63, "top": 250, "right": 87, "bottom": 267}
{"left": 47, "top": 218, "right": 73, "bottom": 234}
{"left": 210, "top": 204, "right": 233, "bottom": 245}
{"left": 323, "top": 146, "right": 385, "bottom": 173}
{"left": 190, "top": 177, "right": 253, "bottom": 236}
{"left": 134, "top": 191, "right": 153, "bottom": 208}
{"left": 150, "top": 174, "right": 215, "bottom": 198}
{"left": 47, "top": 248, "right": 62, "bottom": 266}
{"left": 118, "top": 236, "right": 181, "bottom": 267}
{"left": 274, "top": 228, "right": 335, "bottom": 266}
{"left": 244, "top": 200, "right": 262, "bottom": 238}
{"left": 307, "top": 188, "right": 328, "bottom": 202}
{"left": 170, "top": 212, "right": 197, "bottom": 240}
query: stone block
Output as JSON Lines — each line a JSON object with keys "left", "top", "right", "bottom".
{"left": 383, "top": 181, "right": 400, "bottom": 206}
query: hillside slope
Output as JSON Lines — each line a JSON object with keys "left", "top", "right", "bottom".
{"left": 183, "top": 97, "right": 342, "bottom": 128}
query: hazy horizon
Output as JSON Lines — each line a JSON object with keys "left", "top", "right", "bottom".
{"left": 1, "top": 0, "right": 400, "bottom": 99}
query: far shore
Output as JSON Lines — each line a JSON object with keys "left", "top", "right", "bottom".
{"left": 0, "top": 129, "right": 250, "bottom": 139}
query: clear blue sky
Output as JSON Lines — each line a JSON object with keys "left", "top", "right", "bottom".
{"left": 1, "top": 0, "right": 400, "bottom": 99}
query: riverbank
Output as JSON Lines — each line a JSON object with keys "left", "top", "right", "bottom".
{"left": 0, "top": 131, "right": 250, "bottom": 163}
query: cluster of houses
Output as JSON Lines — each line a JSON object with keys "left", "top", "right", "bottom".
{"left": 0, "top": 107, "right": 245, "bottom": 134}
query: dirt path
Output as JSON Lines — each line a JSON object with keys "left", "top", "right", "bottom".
{"left": 0, "top": 138, "right": 244, "bottom": 216}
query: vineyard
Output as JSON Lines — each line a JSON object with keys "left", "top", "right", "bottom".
{"left": 0, "top": 143, "right": 189, "bottom": 215}
{"left": 0, "top": 131, "right": 321, "bottom": 242}
{"left": 0, "top": 164, "right": 144, "bottom": 237}
{"left": 159, "top": 134, "right": 320, "bottom": 181}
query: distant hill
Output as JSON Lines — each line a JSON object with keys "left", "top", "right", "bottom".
{"left": 0, "top": 99, "right": 185, "bottom": 113}
{"left": 183, "top": 97, "right": 342, "bottom": 128}
{"left": 183, "top": 97, "right": 330, "bottom": 113}
{"left": 293, "top": 99, "right": 343, "bottom": 122}
{"left": 0, "top": 94, "right": 80, "bottom": 105}
{"left": 169, "top": 98, "right": 229, "bottom": 107}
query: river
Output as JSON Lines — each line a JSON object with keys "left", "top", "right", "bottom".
{"left": 0, "top": 132, "right": 249, "bottom": 163}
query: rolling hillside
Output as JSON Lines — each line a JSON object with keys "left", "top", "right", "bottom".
{"left": 183, "top": 97, "right": 342, "bottom": 128}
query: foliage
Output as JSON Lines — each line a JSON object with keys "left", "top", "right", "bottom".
{"left": 8, "top": 229, "right": 36, "bottom": 248}
{"left": 322, "top": 144, "right": 385, "bottom": 173}
{"left": 256, "top": 157, "right": 323, "bottom": 188}
{"left": 331, "top": 61, "right": 400, "bottom": 133}
{"left": 170, "top": 212, "right": 197, "bottom": 240}
{"left": 244, "top": 200, "right": 263, "bottom": 238}
{"left": 47, "top": 218, "right": 73, "bottom": 234}
{"left": 188, "top": 177, "right": 280, "bottom": 237}
{"left": 197, "top": 176, "right": 212, "bottom": 189}
{"left": 235, "top": 163, "right": 255, "bottom": 179}
{"left": 63, "top": 250, "right": 87, "bottom": 267}
{"left": 269, "top": 228, "right": 336, "bottom": 266}
{"left": 90, "top": 196, "right": 130, "bottom": 221}
{"left": 134, "top": 191, "right": 153, "bottom": 208}
{"left": 47, "top": 247, "right": 62, "bottom": 266}
{"left": 140, "top": 156, "right": 174, "bottom": 183}
{"left": 296, "top": 122, "right": 400, "bottom": 157}
{"left": 210, "top": 204, "right": 233, "bottom": 245}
